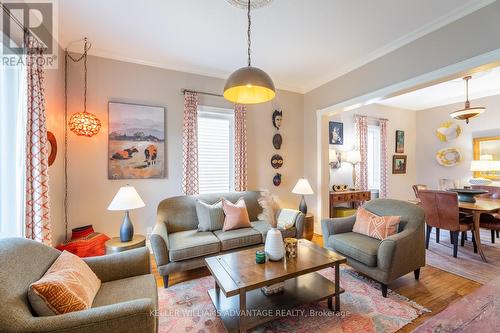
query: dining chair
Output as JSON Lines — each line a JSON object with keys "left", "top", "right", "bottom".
{"left": 472, "top": 185, "right": 500, "bottom": 243}
{"left": 419, "top": 190, "right": 476, "bottom": 258}
{"left": 412, "top": 184, "right": 441, "bottom": 241}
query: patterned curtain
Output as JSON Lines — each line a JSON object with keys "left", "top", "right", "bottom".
{"left": 25, "top": 35, "right": 52, "bottom": 245}
{"left": 379, "top": 119, "right": 389, "bottom": 198}
{"left": 182, "top": 91, "right": 199, "bottom": 195}
{"left": 234, "top": 104, "right": 247, "bottom": 191}
{"left": 354, "top": 115, "right": 368, "bottom": 191}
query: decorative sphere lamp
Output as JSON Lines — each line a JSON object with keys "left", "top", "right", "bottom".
{"left": 69, "top": 111, "right": 101, "bottom": 137}
{"left": 292, "top": 178, "right": 314, "bottom": 215}
{"left": 107, "top": 185, "right": 145, "bottom": 242}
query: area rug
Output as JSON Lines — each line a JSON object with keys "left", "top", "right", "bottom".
{"left": 411, "top": 275, "right": 500, "bottom": 332}
{"left": 426, "top": 229, "right": 500, "bottom": 284}
{"left": 157, "top": 267, "right": 429, "bottom": 333}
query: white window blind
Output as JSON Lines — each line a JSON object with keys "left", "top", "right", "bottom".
{"left": 367, "top": 125, "right": 381, "bottom": 191}
{"left": 197, "top": 107, "right": 234, "bottom": 194}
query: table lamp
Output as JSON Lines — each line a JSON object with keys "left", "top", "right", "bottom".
{"left": 107, "top": 185, "right": 145, "bottom": 242}
{"left": 342, "top": 150, "right": 361, "bottom": 189}
{"left": 292, "top": 178, "right": 314, "bottom": 215}
{"left": 470, "top": 159, "right": 500, "bottom": 185}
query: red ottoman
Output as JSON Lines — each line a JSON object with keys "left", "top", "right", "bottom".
{"left": 56, "top": 225, "right": 110, "bottom": 257}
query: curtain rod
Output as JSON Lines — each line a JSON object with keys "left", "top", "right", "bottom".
{"left": 354, "top": 114, "right": 388, "bottom": 121}
{"left": 181, "top": 89, "right": 223, "bottom": 98}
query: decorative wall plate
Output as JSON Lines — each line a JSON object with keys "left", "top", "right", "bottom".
{"left": 273, "top": 173, "right": 281, "bottom": 186}
{"left": 436, "top": 121, "right": 461, "bottom": 142}
{"left": 271, "top": 154, "right": 283, "bottom": 169}
{"left": 47, "top": 131, "right": 57, "bottom": 166}
{"left": 436, "top": 148, "right": 462, "bottom": 166}
{"left": 273, "top": 133, "right": 282, "bottom": 149}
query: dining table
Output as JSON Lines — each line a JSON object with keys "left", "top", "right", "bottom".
{"left": 458, "top": 197, "right": 500, "bottom": 263}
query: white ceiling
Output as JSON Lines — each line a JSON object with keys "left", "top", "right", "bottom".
{"left": 58, "top": 0, "right": 493, "bottom": 93}
{"left": 378, "top": 66, "right": 500, "bottom": 110}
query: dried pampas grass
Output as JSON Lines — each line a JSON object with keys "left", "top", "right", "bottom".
{"left": 258, "top": 190, "right": 280, "bottom": 228}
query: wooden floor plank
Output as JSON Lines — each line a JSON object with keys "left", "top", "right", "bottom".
{"left": 151, "top": 233, "right": 481, "bottom": 332}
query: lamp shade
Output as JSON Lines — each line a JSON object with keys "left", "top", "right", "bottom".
{"left": 292, "top": 178, "right": 314, "bottom": 195}
{"left": 223, "top": 66, "right": 276, "bottom": 104}
{"left": 470, "top": 160, "right": 500, "bottom": 171}
{"left": 107, "top": 186, "right": 145, "bottom": 211}
{"left": 342, "top": 150, "right": 361, "bottom": 164}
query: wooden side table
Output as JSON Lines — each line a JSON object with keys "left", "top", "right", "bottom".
{"left": 105, "top": 234, "right": 146, "bottom": 254}
{"left": 329, "top": 190, "right": 371, "bottom": 218}
{"left": 304, "top": 214, "right": 314, "bottom": 241}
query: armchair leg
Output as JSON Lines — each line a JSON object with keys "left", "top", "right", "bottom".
{"left": 425, "top": 225, "right": 432, "bottom": 249}
{"left": 472, "top": 231, "right": 478, "bottom": 253}
{"left": 452, "top": 231, "right": 459, "bottom": 258}
{"left": 450, "top": 230, "right": 454, "bottom": 244}
{"left": 162, "top": 275, "right": 169, "bottom": 288}
{"left": 461, "top": 231, "right": 466, "bottom": 247}
{"left": 414, "top": 268, "right": 421, "bottom": 280}
{"left": 496, "top": 230, "right": 499, "bottom": 238}
{"left": 436, "top": 228, "right": 440, "bottom": 243}
{"left": 381, "top": 283, "right": 388, "bottom": 298}
{"left": 491, "top": 230, "right": 496, "bottom": 244}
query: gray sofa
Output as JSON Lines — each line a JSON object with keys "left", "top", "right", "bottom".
{"left": 321, "top": 199, "right": 425, "bottom": 297}
{"left": 150, "top": 191, "right": 305, "bottom": 287}
{"left": 0, "top": 237, "right": 158, "bottom": 333}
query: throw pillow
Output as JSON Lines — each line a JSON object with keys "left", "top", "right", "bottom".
{"left": 196, "top": 199, "right": 225, "bottom": 231}
{"left": 28, "top": 251, "right": 101, "bottom": 316}
{"left": 353, "top": 207, "right": 400, "bottom": 240}
{"left": 277, "top": 209, "right": 300, "bottom": 230}
{"left": 222, "top": 197, "right": 252, "bottom": 231}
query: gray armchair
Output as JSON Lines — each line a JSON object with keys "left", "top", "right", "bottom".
{"left": 321, "top": 199, "right": 425, "bottom": 297}
{"left": 0, "top": 237, "right": 158, "bottom": 333}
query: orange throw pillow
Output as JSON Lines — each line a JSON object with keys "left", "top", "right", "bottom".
{"left": 222, "top": 197, "right": 252, "bottom": 231}
{"left": 353, "top": 207, "right": 400, "bottom": 240}
{"left": 28, "top": 251, "right": 101, "bottom": 316}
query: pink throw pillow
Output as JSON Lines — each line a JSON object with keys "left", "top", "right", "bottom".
{"left": 352, "top": 207, "right": 400, "bottom": 240}
{"left": 222, "top": 198, "right": 251, "bottom": 231}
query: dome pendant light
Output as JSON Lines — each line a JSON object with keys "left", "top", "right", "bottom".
{"left": 450, "top": 76, "right": 485, "bottom": 124}
{"left": 223, "top": 0, "right": 276, "bottom": 104}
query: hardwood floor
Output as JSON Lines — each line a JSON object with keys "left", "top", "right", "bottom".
{"left": 151, "top": 234, "right": 481, "bottom": 332}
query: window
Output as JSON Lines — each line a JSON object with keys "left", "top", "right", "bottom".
{"left": 367, "top": 125, "right": 381, "bottom": 191}
{"left": 197, "top": 106, "right": 234, "bottom": 193}
{"left": 0, "top": 43, "right": 27, "bottom": 238}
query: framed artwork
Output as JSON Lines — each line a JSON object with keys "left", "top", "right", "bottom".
{"left": 108, "top": 102, "right": 166, "bottom": 179}
{"left": 395, "top": 130, "right": 405, "bottom": 153}
{"left": 392, "top": 155, "right": 407, "bottom": 174}
{"left": 329, "top": 121, "right": 343, "bottom": 145}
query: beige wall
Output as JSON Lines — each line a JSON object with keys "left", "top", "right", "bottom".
{"left": 416, "top": 94, "right": 500, "bottom": 189}
{"left": 328, "top": 104, "right": 416, "bottom": 200}
{"left": 46, "top": 55, "right": 304, "bottom": 243}
{"left": 303, "top": 1, "right": 500, "bottom": 229}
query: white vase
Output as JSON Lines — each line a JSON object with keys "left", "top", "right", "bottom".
{"left": 264, "top": 228, "right": 284, "bottom": 261}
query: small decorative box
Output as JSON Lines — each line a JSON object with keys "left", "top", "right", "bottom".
{"left": 256, "top": 250, "right": 266, "bottom": 264}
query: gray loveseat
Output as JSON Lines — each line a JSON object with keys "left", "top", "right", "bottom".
{"left": 0, "top": 237, "right": 158, "bottom": 333}
{"left": 150, "top": 191, "right": 305, "bottom": 287}
{"left": 322, "top": 199, "right": 425, "bottom": 297}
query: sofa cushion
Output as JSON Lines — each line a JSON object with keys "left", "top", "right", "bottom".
{"left": 92, "top": 274, "right": 157, "bottom": 308}
{"left": 196, "top": 199, "right": 224, "bottom": 231}
{"left": 214, "top": 228, "right": 262, "bottom": 251}
{"left": 328, "top": 232, "right": 380, "bottom": 267}
{"left": 251, "top": 221, "right": 296, "bottom": 241}
{"left": 222, "top": 198, "right": 252, "bottom": 231}
{"left": 168, "top": 230, "right": 220, "bottom": 262}
{"left": 353, "top": 207, "right": 400, "bottom": 240}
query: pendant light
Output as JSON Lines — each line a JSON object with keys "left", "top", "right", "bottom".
{"left": 450, "top": 76, "right": 485, "bottom": 124}
{"left": 224, "top": 0, "right": 276, "bottom": 104}
{"left": 67, "top": 38, "right": 101, "bottom": 137}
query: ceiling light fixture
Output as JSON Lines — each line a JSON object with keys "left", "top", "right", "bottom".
{"left": 450, "top": 76, "right": 485, "bottom": 124}
{"left": 223, "top": 0, "right": 276, "bottom": 104}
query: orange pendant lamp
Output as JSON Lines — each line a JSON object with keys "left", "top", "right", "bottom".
{"left": 67, "top": 38, "right": 101, "bottom": 137}
{"left": 223, "top": 0, "right": 275, "bottom": 104}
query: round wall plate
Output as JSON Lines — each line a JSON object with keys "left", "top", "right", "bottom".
{"left": 271, "top": 154, "right": 283, "bottom": 169}
{"left": 436, "top": 121, "right": 461, "bottom": 142}
{"left": 436, "top": 147, "right": 462, "bottom": 166}
{"left": 273, "top": 133, "right": 282, "bottom": 149}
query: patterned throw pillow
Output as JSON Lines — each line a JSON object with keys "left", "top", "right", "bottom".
{"left": 196, "top": 199, "right": 225, "bottom": 231}
{"left": 221, "top": 197, "right": 252, "bottom": 231}
{"left": 352, "top": 207, "right": 400, "bottom": 240}
{"left": 28, "top": 251, "right": 101, "bottom": 316}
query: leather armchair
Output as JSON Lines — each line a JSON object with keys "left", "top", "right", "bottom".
{"left": 322, "top": 199, "right": 425, "bottom": 297}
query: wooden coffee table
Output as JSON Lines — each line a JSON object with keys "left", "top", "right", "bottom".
{"left": 205, "top": 239, "right": 346, "bottom": 333}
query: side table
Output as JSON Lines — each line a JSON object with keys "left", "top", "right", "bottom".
{"left": 304, "top": 214, "right": 314, "bottom": 241}
{"left": 105, "top": 234, "right": 146, "bottom": 254}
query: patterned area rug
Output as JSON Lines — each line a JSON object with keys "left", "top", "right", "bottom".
{"left": 411, "top": 275, "right": 500, "bottom": 332}
{"left": 157, "top": 267, "right": 429, "bottom": 333}
{"left": 426, "top": 229, "right": 500, "bottom": 284}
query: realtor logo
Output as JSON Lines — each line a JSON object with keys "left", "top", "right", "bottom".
{"left": 1, "top": 0, "right": 58, "bottom": 67}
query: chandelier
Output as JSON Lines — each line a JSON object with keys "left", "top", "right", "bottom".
{"left": 450, "top": 76, "right": 485, "bottom": 124}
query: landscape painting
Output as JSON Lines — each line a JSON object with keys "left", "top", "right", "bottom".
{"left": 108, "top": 102, "right": 165, "bottom": 179}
